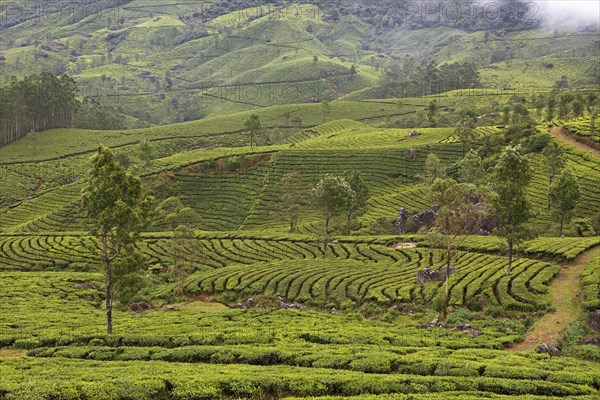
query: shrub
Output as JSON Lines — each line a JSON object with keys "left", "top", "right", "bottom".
{"left": 13, "top": 338, "right": 41, "bottom": 350}
{"left": 446, "top": 308, "right": 474, "bottom": 325}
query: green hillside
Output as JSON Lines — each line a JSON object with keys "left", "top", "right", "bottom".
{"left": 1, "top": 1, "right": 600, "bottom": 399}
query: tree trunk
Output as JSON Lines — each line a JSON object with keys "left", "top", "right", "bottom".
{"left": 507, "top": 237, "right": 513, "bottom": 275}
{"left": 323, "top": 217, "right": 329, "bottom": 257}
{"left": 106, "top": 263, "right": 113, "bottom": 335}
{"left": 103, "top": 234, "right": 113, "bottom": 335}
{"left": 442, "top": 243, "right": 451, "bottom": 320}
{"left": 559, "top": 213, "right": 564, "bottom": 237}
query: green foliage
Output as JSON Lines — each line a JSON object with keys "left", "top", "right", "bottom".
{"left": 0, "top": 72, "right": 79, "bottom": 146}
{"left": 244, "top": 114, "right": 262, "bottom": 148}
{"left": 548, "top": 168, "right": 580, "bottom": 236}
{"left": 491, "top": 146, "right": 534, "bottom": 274}
{"left": 310, "top": 174, "right": 355, "bottom": 255}
{"left": 458, "top": 150, "right": 485, "bottom": 185}
{"left": 424, "top": 153, "right": 446, "bottom": 185}
{"left": 81, "top": 145, "right": 152, "bottom": 333}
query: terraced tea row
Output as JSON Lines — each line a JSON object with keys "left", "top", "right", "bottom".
{"left": 190, "top": 251, "right": 560, "bottom": 311}
{"left": 2, "top": 357, "right": 597, "bottom": 400}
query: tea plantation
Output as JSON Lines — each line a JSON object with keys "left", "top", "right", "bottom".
{"left": 0, "top": 2, "right": 599, "bottom": 398}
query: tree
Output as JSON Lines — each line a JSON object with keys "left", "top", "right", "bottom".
{"left": 492, "top": 147, "right": 534, "bottom": 275}
{"left": 310, "top": 175, "right": 355, "bottom": 256}
{"left": 424, "top": 153, "right": 446, "bottom": 184}
{"left": 427, "top": 178, "right": 491, "bottom": 319}
{"left": 244, "top": 114, "right": 262, "bottom": 148}
{"left": 590, "top": 107, "right": 598, "bottom": 135}
{"left": 458, "top": 149, "right": 485, "bottom": 185}
{"left": 350, "top": 64, "right": 357, "bottom": 77}
{"left": 427, "top": 100, "right": 438, "bottom": 126}
{"left": 312, "top": 55, "right": 319, "bottom": 65}
{"left": 320, "top": 101, "right": 331, "bottom": 123}
{"left": 137, "top": 140, "right": 157, "bottom": 168}
{"left": 342, "top": 171, "right": 369, "bottom": 235}
{"left": 454, "top": 110, "right": 477, "bottom": 156}
{"left": 170, "top": 225, "right": 199, "bottom": 295}
{"left": 156, "top": 197, "right": 201, "bottom": 294}
{"left": 156, "top": 197, "right": 199, "bottom": 231}
{"left": 280, "top": 172, "right": 307, "bottom": 232}
{"left": 81, "top": 146, "right": 151, "bottom": 334}
{"left": 542, "top": 141, "right": 565, "bottom": 186}
{"left": 545, "top": 93, "right": 556, "bottom": 122}
{"left": 548, "top": 168, "right": 579, "bottom": 236}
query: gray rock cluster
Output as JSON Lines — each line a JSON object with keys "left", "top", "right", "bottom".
{"left": 416, "top": 266, "right": 457, "bottom": 284}
{"left": 537, "top": 343, "right": 561, "bottom": 357}
{"left": 395, "top": 205, "right": 440, "bottom": 234}
{"left": 588, "top": 310, "right": 600, "bottom": 331}
{"left": 232, "top": 296, "right": 305, "bottom": 310}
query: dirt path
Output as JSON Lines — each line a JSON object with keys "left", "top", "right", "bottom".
{"left": 549, "top": 127, "right": 600, "bottom": 157}
{"left": 509, "top": 247, "right": 599, "bottom": 352}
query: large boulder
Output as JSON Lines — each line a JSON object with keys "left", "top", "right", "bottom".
{"left": 537, "top": 343, "right": 561, "bottom": 357}
{"left": 416, "top": 268, "right": 443, "bottom": 284}
{"left": 408, "top": 130, "right": 421, "bottom": 138}
{"left": 588, "top": 310, "right": 600, "bottom": 331}
{"left": 438, "top": 266, "right": 458, "bottom": 277}
{"left": 412, "top": 205, "right": 440, "bottom": 231}
{"left": 395, "top": 207, "right": 410, "bottom": 234}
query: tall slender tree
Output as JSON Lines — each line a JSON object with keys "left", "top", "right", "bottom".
{"left": 244, "top": 114, "right": 262, "bottom": 148}
{"left": 548, "top": 168, "right": 580, "bottom": 236}
{"left": 492, "top": 147, "right": 534, "bottom": 275}
{"left": 82, "top": 146, "right": 152, "bottom": 334}
{"left": 427, "top": 178, "right": 491, "bottom": 319}
{"left": 310, "top": 175, "right": 355, "bottom": 256}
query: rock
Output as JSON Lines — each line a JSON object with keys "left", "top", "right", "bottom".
{"left": 130, "top": 301, "right": 149, "bottom": 312}
{"left": 588, "top": 310, "right": 600, "bottom": 331}
{"left": 231, "top": 296, "right": 305, "bottom": 310}
{"left": 75, "top": 282, "right": 99, "bottom": 290}
{"left": 70, "top": 50, "right": 82, "bottom": 57}
{"left": 438, "top": 266, "right": 458, "bottom": 277}
{"left": 166, "top": 305, "right": 175, "bottom": 311}
{"left": 537, "top": 343, "right": 561, "bottom": 357}
{"left": 406, "top": 148, "right": 417, "bottom": 160}
{"left": 276, "top": 296, "right": 306, "bottom": 310}
{"left": 408, "top": 130, "right": 420, "bottom": 138}
{"left": 416, "top": 268, "right": 443, "bottom": 284}
{"left": 231, "top": 298, "right": 256, "bottom": 309}
{"left": 395, "top": 207, "right": 410, "bottom": 234}
{"left": 454, "top": 323, "right": 481, "bottom": 336}
{"left": 412, "top": 205, "right": 440, "bottom": 231}
{"left": 584, "top": 336, "right": 600, "bottom": 346}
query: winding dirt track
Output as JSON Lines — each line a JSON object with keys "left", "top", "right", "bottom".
{"left": 509, "top": 247, "right": 599, "bottom": 352}
{"left": 549, "top": 127, "right": 600, "bottom": 157}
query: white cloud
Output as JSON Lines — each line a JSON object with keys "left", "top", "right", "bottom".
{"left": 538, "top": 0, "right": 600, "bottom": 28}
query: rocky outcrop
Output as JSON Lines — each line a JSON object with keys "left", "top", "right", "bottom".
{"left": 395, "top": 205, "right": 440, "bottom": 234}
{"left": 232, "top": 296, "right": 305, "bottom": 310}
{"left": 537, "top": 343, "right": 561, "bottom": 357}
{"left": 395, "top": 208, "right": 410, "bottom": 234}
{"left": 589, "top": 310, "right": 600, "bottom": 331}
{"left": 416, "top": 268, "right": 443, "bottom": 284}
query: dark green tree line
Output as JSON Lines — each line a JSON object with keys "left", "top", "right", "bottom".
{"left": 0, "top": 72, "right": 79, "bottom": 146}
